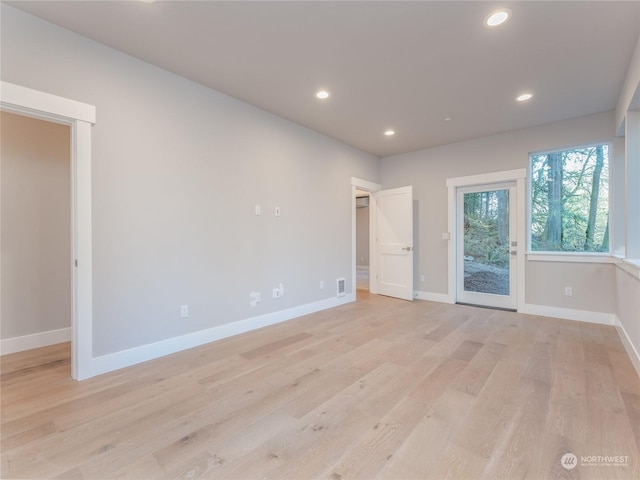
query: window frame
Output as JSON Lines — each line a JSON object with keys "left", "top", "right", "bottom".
{"left": 527, "top": 141, "right": 613, "bottom": 259}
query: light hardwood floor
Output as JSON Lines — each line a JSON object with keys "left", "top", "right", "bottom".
{"left": 2, "top": 292, "right": 639, "bottom": 479}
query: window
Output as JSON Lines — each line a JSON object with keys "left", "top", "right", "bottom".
{"left": 530, "top": 144, "right": 609, "bottom": 252}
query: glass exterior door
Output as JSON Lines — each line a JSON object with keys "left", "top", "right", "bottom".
{"left": 456, "top": 184, "right": 516, "bottom": 310}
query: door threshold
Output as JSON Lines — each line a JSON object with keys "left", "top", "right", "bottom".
{"left": 456, "top": 302, "right": 516, "bottom": 312}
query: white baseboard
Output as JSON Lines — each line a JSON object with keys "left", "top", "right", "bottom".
{"left": 614, "top": 315, "right": 640, "bottom": 378}
{"left": 1, "top": 327, "right": 71, "bottom": 355}
{"left": 414, "top": 290, "right": 453, "bottom": 304}
{"left": 521, "top": 303, "right": 615, "bottom": 326}
{"left": 92, "top": 294, "right": 355, "bottom": 377}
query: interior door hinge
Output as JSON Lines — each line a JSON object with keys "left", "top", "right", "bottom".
{"left": 75, "top": 259, "right": 78, "bottom": 267}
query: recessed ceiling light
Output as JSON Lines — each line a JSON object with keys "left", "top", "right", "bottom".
{"left": 139, "top": 0, "right": 157, "bottom": 4}
{"left": 316, "top": 90, "right": 330, "bottom": 99}
{"left": 516, "top": 92, "right": 533, "bottom": 102}
{"left": 444, "top": 117, "right": 452, "bottom": 122}
{"left": 485, "top": 9, "right": 511, "bottom": 27}
{"left": 384, "top": 130, "right": 396, "bottom": 136}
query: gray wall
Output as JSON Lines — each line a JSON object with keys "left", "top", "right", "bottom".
{"left": 1, "top": 112, "right": 71, "bottom": 339}
{"left": 380, "top": 110, "right": 617, "bottom": 311}
{"left": 356, "top": 201, "right": 370, "bottom": 266}
{"left": 1, "top": 6, "right": 379, "bottom": 356}
{"left": 616, "top": 268, "right": 640, "bottom": 358}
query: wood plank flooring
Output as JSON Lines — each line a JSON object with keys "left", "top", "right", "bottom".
{"left": 2, "top": 291, "right": 639, "bottom": 479}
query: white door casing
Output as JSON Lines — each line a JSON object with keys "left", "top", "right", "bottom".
{"left": 351, "top": 177, "right": 381, "bottom": 297}
{"left": 1, "top": 81, "right": 95, "bottom": 380}
{"left": 446, "top": 168, "right": 527, "bottom": 311}
{"left": 375, "top": 186, "right": 414, "bottom": 301}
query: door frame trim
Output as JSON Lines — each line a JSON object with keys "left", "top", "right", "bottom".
{"left": 1, "top": 81, "right": 95, "bottom": 380}
{"left": 351, "top": 177, "right": 381, "bottom": 296}
{"left": 446, "top": 169, "right": 527, "bottom": 311}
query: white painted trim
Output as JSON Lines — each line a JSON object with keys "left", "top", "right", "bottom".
{"left": 1, "top": 328, "right": 71, "bottom": 355}
{"left": 1, "top": 82, "right": 95, "bottom": 380}
{"left": 615, "top": 258, "right": 640, "bottom": 280}
{"left": 625, "top": 111, "right": 640, "bottom": 259}
{"left": 414, "top": 291, "right": 453, "bottom": 304}
{"left": 526, "top": 253, "right": 616, "bottom": 264}
{"left": 614, "top": 315, "right": 640, "bottom": 378}
{"left": 73, "top": 121, "right": 93, "bottom": 380}
{"left": 445, "top": 168, "right": 527, "bottom": 188}
{"left": 1, "top": 81, "right": 96, "bottom": 124}
{"left": 447, "top": 184, "right": 455, "bottom": 304}
{"left": 92, "top": 294, "right": 354, "bottom": 377}
{"left": 524, "top": 253, "right": 639, "bottom": 279}
{"left": 351, "top": 186, "right": 357, "bottom": 295}
{"left": 615, "top": 35, "right": 640, "bottom": 134}
{"left": 521, "top": 303, "right": 615, "bottom": 326}
{"left": 351, "top": 177, "right": 382, "bottom": 192}
{"left": 516, "top": 176, "right": 526, "bottom": 312}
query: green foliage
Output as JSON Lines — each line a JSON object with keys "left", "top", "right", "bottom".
{"left": 463, "top": 191, "right": 509, "bottom": 268}
{"left": 530, "top": 145, "right": 609, "bottom": 252}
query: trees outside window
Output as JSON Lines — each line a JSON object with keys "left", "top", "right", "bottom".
{"left": 530, "top": 144, "right": 609, "bottom": 252}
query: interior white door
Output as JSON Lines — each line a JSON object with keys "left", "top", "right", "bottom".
{"left": 375, "top": 186, "right": 414, "bottom": 301}
{"left": 456, "top": 183, "right": 517, "bottom": 310}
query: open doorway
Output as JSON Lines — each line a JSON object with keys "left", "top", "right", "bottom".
{"left": 355, "top": 190, "right": 371, "bottom": 294}
{"left": 1, "top": 111, "right": 72, "bottom": 372}
{"left": 1, "top": 81, "right": 95, "bottom": 380}
{"left": 351, "top": 177, "right": 381, "bottom": 300}
{"left": 351, "top": 178, "right": 415, "bottom": 302}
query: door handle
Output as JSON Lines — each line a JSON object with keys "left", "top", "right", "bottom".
{"left": 402, "top": 246, "right": 413, "bottom": 251}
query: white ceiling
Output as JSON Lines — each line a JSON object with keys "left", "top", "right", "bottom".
{"left": 8, "top": 0, "right": 640, "bottom": 157}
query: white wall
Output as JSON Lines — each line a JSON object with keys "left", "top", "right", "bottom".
{"left": 380, "top": 111, "right": 615, "bottom": 306}
{"left": 1, "top": 112, "right": 71, "bottom": 339}
{"left": 1, "top": 5, "right": 379, "bottom": 358}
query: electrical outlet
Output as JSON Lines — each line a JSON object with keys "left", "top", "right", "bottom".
{"left": 255, "top": 205, "right": 261, "bottom": 215}
{"left": 249, "top": 292, "right": 261, "bottom": 307}
{"left": 272, "top": 283, "right": 284, "bottom": 298}
{"left": 180, "top": 305, "right": 189, "bottom": 318}
{"left": 564, "top": 287, "right": 573, "bottom": 297}
{"left": 320, "top": 280, "right": 325, "bottom": 289}
{"left": 275, "top": 206, "right": 281, "bottom": 216}
{"left": 420, "top": 274, "right": 425, "bottom": 282}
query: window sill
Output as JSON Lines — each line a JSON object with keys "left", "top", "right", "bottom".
{"left": 525, "top": 253, "right": 640, "bottom": 279}
{"left": 526, "top": 252, "right": 615, "bottom": 264}
{"left": 615, "top": 257, "right": 640, "bottom": 280}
